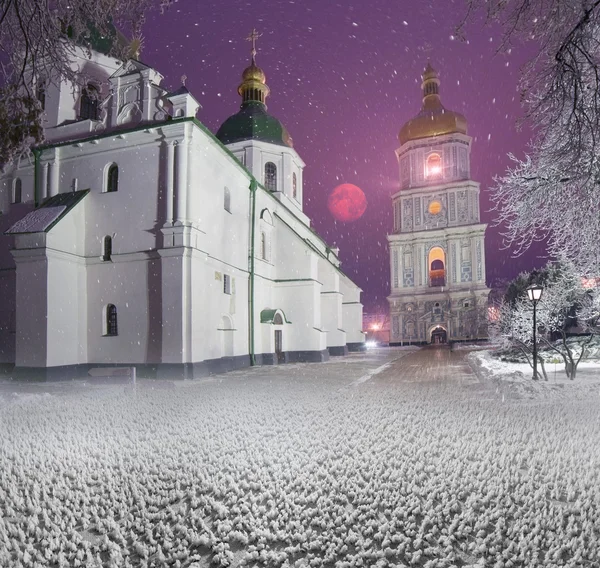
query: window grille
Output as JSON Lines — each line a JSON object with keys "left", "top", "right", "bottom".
{"left": 264, "top": 162, "right": 277, "bottom": 191}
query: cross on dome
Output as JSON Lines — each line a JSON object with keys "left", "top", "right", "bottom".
{"left": 246, "top": 28, "right": 262, "bottom": 63}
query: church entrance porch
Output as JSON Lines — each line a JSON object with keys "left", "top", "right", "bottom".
{"left": 430, "top": 326, "right": 447, "bottom": 344}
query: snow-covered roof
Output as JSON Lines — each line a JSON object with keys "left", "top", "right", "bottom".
{"left": 6, "top": 190, "right": 89, "bottom": 234}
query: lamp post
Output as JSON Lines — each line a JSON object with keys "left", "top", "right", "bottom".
{"left": 526, "top": 284, "right": 544, "bottom": 380}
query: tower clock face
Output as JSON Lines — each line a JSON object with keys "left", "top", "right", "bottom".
{"left": 428, "top": 200, "right": 442, "bottom": 215}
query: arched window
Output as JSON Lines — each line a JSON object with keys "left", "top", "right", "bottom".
{"left": 80, "top": 84, "right": 100, "bottom": 121}
{"left": 102, "top": 236, "right": 112, "bottom": 261}
{"left": 428, "top": 246, "right": 446, "bottom": 287}
{"left": 106, "top": 164, "right": 119, "bottom": 193}
{"left": 264, "top": 162, "right": 277, "bottom": 192}
{"left": 273, "top": 313, "right": 283, "bottom": 325}
{"left": 224, "top": 186, "right": 231, "bottom": 212}
{"left": 292, "top": 172, "right": 297, "bottom": 199}
{"left": 12, "top": 178, "right": 22, "bottom": 204}
{"left": 426, "top": 153, "right": 442, "bottom": 178}
{"left": 105, "top": 304, "right": 118, "bottom": 336}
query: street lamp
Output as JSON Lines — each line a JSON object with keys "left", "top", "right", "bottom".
{"left": 526, "top": 284, "right": 544, "bottom": 380}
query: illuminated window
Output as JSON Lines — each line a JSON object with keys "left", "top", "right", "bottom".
{"left": 426, "top": 153, "right": 442, "bottom": 178}
{"left": 428, "top": 246, "right": 446, "bottom": 287}
{"left": 265, "top": 162, "right": 277, "bottom": 191}
{"left": 428, "top": 200, "right": 442, "bottom": 215}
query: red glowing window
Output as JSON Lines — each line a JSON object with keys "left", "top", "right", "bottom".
{"left": 426, "top": 153, "right": 442, "bottom": 177}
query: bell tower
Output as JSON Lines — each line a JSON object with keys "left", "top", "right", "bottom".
{"left": 387, "top": 63, "right": 490, "bottom": 345}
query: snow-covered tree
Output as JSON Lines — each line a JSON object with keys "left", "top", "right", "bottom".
{"left": 460, "top": 1, "right": 600, "bottom": 274}
{"left": 535, "top": 260, "right": 598, "bottom": 379}
{"left": 489, "top": 295, "right": 548, "bottom": 380}
{"left": 0, "top": 0, "right": 172, "bottom": 166}
{"left": 491, "top": 260, "right": 600, "bottom": 379}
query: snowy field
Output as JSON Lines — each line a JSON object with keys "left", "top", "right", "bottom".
{"left": 1, "top": 348, "right": 599, "bottom": 567}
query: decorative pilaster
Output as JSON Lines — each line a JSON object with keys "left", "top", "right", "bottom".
{"left": 41, "top": 163, "right": 48, "bottom": 202}
{"left": 174, "top": 140, "right": 188, "bottom": 225}
{"left": 165, "top": 142, "right": 175, "bottom": 226}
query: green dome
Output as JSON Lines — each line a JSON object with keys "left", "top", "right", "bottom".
{"left": 216, "top": 101, "right": 293, "bottom": 148}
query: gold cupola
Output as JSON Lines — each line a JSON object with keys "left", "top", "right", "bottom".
{"left": 398, "top": 62, "right": 467, "bottom": 145}
{"left": 237, "top": 29, "right": 270, "bottom": 105}
{"left": 216, "top": 29, "right": 293, "bottom": 147}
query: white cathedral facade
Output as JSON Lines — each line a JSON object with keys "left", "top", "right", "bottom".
{"left": 0, "top": 35, "right": 364, "bottom": 379}
{"left": 387, "top": 64, "right": 490, "bottom": 344}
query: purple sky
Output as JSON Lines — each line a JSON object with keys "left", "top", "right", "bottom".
{"left": 142, "top": 0, "right": 546, "bottom": 311}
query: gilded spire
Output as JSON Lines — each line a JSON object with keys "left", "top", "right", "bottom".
{"left": 421, "top": 61, "right": 441, "bottom": 110}
{"left": 238, "top": 29, "right": 270, "bottom": 106}
{"left": 397, "top": 61, "right": 468, "bottom": 145}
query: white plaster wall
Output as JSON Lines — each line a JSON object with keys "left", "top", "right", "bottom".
{"left": 13, "top": 253, "right": 48, "bottom": 367}
{"left": 321, "top": 292, "right": 345, "bottom": 348}
{"left": 86, "top": 257, "right": 156, "bottom": 364}
{"left": 188, "top": 129, "right": 250, "bottom": 271}
{"left": 340, "top": 275, "right": 364, "bottom": 345}
{"left": 273, "top": 281, "right": 326, "bottom": 352}
{"left": 45, "top": 253, "right": 86, "bottom": 367}
{"left": 190, "top": 255, "right": 249, "bottom": 362}
{"left": 58, "top": 136, "right": 163, "bottom": 258}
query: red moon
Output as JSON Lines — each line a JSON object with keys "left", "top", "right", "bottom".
{"left": 327, "top": 183, "right": 367, "bottom": 222}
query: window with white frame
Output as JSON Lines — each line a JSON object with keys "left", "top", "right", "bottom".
{"left": 264, "top": 162, "right": 277, "bottom": 191}
{"left": 223, "top": 274, "right": 232, "bottom": 295}
{"left": 104, "top": 304, "right": 118, "bottom": 336}
{"left": 106, "top": 164, "right": 119, "bottom": 193}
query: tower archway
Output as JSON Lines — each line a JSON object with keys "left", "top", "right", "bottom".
{"left": 428, "top": 247, "right": 446, "bottom": 287}
{"left": 430, "top": 325, "right": 447, "bottom": 344}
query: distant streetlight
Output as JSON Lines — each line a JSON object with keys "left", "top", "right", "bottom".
{"left": 527, "top": 284, "right": 544, "bottom": 380}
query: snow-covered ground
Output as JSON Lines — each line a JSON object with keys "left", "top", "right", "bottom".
{"left": 0, "top": 348, "right": 599, "bottom": 567}
{"left": 470, "top": 349, "right": 600, "bottom": 400}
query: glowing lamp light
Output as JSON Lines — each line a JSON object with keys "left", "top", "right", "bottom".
{"left": 488, "top": 306, "right": 500, "bottom": 322}
{"left": 427, "top": 165, "right": 441, "bottom": 176}
{"left": 371, "top": 323, "right": 380, "bottom": 330}
{"left": 526, "top": 285, "right": 543, "bottom": 302}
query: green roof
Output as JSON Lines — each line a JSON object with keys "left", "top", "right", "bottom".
{"left": 216, "top": 102, "right": 293, "bottom": 148}
{"left": 260, "top": 309, "right": 292, "bottom": 324}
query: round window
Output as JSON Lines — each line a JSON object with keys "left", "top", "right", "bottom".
{"left": 428, "top": 200, "right": 442, "bottom": 215}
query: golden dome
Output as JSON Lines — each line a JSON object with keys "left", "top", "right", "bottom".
{"left": 241, "top": 63, "right": 266, "bottom": 84}
{"left": 399, "top": 63, "right": 467, "bottom": 145}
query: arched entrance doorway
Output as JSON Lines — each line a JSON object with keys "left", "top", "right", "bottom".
{"left": 431, "top": 326, "right": 447, "bottom": 344}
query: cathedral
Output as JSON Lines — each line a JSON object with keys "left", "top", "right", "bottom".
{"left": 387, "top": 64, "right": 490, "bottom": 344}
{"left": 0, "top": 31, "right": 364, "bottom": 379}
